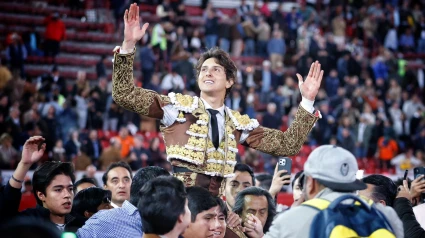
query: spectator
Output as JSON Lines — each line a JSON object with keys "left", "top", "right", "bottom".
{"left": 138, "top": 176, "right": 190, "bottom": 238}
{"left": 393, "top": 178, "right": 425, "bottom": 238}
{"left": 43, "top": 12, "right": 66, "bottom": 58}
{"left": 140, "top": 45, "right": 156, "bottom": 86}
{"left": 160, "top": 68, "right": 185, "bottom": 93}
{"left": 354, "top": 115, "right": 373, "bottom": 160}
{"left": 0, "top": 133, "right": 19, "bottom": 169}
{"left": 5, "top": 33, "right": 27, "bottom": 78}
{"left": 262, "top": 103, "right": 280, "bottom": 130}
{"left": 391, "top": 148, "right": 422, "bottom": 177}
{"left": 182, "top": 187, "right": 228, "bottom": 238}
{"left": 376, "top": 133, "right": 399, "bottom": 170}
{"left": 77, "top": 166, "right": 170, "bottom": 238}
{"left": 219, "top": 19, "right": 232, "bottom": 53}
{"left": 224, "top": 163, "right": 255, "bottom": 211}
{"left": 114, "top": 127, "right": 134, "bottom": 159}
{"left": 82, "top": 130, "right": 103, "bottom": 166}
{"left": 101, "top": 161, "right": 132, "bottom": 208}
{"left": 291, "top": 171, "right": 304, "bottom": 202}
{"left": 264, "top": 145, "right": 403, "bottom": 237}
{"left": 205, "top": 9, "right": 219, "bottom": 49}
{"left": 96, "top": 55, "right": 108, "bottom": 78}
{"left": 256, "top": 17, "right": 271, "bottom": 57}
{"left": 52, "top": 139, "right": 66, "bottom": 162}
{"left": 399, "top": 28, "right": 415, "bottom": 52}
{"left": 325, "top": 69, "right": 339, "bottom": 98}
{"left": 128, "top": 135, "right": 151, "bottom": 170}
{"left": 156, "top": 0, "right": 172, "bottom": 21}
{"left": 190, "top": 29, "right": 202, "bottom": 52}
{"left": 242, "top": 19, "right": 256, "bottom": 56}
{"left": 331, "top": 14, "right": 346, "bottom": 46}
{"left": 359, "top": 174, "right": 397, "bottom": 206}
{"left": 74, "top": 177, "right": 97, "bottom": 194}
{"left": 68, "top": 187, "right": 113, "bottom": 231}
{"left": 237, "top": 0, "right": 252, "bottom": 20}
{"left": 233, "top": 186, "right": 276, "bottom": 237}
{"left": 99, "top": 138, "right": 121, "bottom": 170}
{"left": 267, "top": 31, "right": 285, "bottom": 71}
{"left": 64, "top": 130, "right": 81, "bottom": 162}
{"left": 5, "top": 107, "right": 22, "bottom": 150}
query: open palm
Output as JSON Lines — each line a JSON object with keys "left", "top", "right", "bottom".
{"left": 296, "top": 61, "right": 324, "bottom": 101}
{"left": 21, "top": 136, "right": 46, "bottom": 165}
{"left": 123, "top": 3, "right": 149, "bottom": 47}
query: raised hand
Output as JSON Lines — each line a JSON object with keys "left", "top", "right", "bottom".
{"left": 296, "top": 61, "right": 324, "bottom": 101}
{"left": 410, "top": 175, "right": 425, "bottom": 201}
{"left": 122, "top": 3, "right": 149, "bottom": 51}
{"left": 243, "top": 214, "right": 264, "bottom": 238}
{"left": 227, "top": 211, "right": 242, "bottom": 228}
{"left": 21, "top": 136, "right": 46, "bottom": 165}
{"left": 269, "top": 163, "right": 291, "bottom": 198}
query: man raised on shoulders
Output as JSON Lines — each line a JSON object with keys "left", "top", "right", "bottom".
{"left": 112, "top": 3, "right": 323, "bottom": 197}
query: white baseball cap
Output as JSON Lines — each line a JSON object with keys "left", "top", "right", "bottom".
{"left": 304, "top": 145, "right": 366, "bottom": 191}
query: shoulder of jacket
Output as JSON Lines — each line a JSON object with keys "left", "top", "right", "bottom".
{"left": 227, "top": 108, "right": 259, "bottom": 131}
{"left": 168, "top": 92, "right": 199, "bottom": 113}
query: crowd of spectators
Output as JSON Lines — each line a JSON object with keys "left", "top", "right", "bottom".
{"left": 1, "top": 0, "right": 425, "bottom": 177}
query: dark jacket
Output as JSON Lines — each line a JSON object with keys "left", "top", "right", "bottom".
{"left": 83, "top": 139, "right": 103, "bottom": 160}
{"left": 0, "top": 181, "right": 84, "bottom": 231}
{"left": 0, "top": 182, "right": 22, "bottom": 222}
{"left": 393, "top": 197, "right": 425, "bottom": 238}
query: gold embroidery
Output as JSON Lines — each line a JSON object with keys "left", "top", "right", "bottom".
{"left": 112, "top": 50, "right": 169, "bottom": 118}
{"left": 255, "top": 106, "right": 319, "bottom": 156}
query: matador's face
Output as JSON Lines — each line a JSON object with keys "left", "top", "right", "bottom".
{"left": 198, "top": 58, "right": 234, "bottom": 98}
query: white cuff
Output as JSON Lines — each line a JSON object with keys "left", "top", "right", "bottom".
{"left": 300, "top": 96, "right": 315, "bottom": 114}
{"left": 113, "top": 46, "right": 134, "bottom": 55}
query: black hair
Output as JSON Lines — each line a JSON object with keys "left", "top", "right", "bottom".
{"left": 195, "top": 47, "right": 237, "bottom": 98}
{"left": 130, "top": 166, "right": 170, "bottom": 206}
{"left": 138, "top": 176, "right": 187, "bottom": 235}
{"left": 292, "top": 171, "right": 304, "bottom": 190}
{"left": 362, "top": 175, "right": 397, "bottom": 207}
{"left": 256, "top": 174, "right": 273, "bottom": 190}
{"left": 234, "top": 163, "right": 256, "bottom": 186}
{"left": 74, "top": 177, "right": 97, "bottom": 190}
{"left": 32, "top": 162, "right": 75, "bottom": 206}
{"left": 186, "top": 187, "right": 227, "bottom": 222}
{"left": 102, "top": 161, "right": 133, "bottom": 186}
{"left": 0, "top": 217, "right": 61, "bottom": 238}
{"left": 394, "top": 177, "right": 412, "bottom": 189}
{"left": 72, "top": 187, "right": 111, "bottom": 217}
{"left": 215, "top": 197, "right": 228, "bottom": 220}
{"left": 233, "top": 187, "right": 276, "bottom": 233}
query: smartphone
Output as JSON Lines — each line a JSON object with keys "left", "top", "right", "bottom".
{"left": 278, "top": 157, "right": 292, "bottom": 176}
{"left": 414, "top": 167, "right": 425, "bottom": 181}
{"left": 404, "top": 170, "right": 409, "bottom": 180}
{"left": 414, "top": 167, "right": 425, "bottom": 203}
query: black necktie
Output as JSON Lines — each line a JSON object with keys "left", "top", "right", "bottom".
{"left": 208, "top": 109, "right": 220, "bottom": 149}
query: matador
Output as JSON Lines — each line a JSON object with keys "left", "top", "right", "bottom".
{"left": 112, "top": 4, "right": 323, "bottom": 198}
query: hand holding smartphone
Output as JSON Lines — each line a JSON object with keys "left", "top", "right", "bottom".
{"left": 277, "top": 157, "right": 292, "bottom": 176}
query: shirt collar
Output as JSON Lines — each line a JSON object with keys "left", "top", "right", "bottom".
{"left": 200, "top": 97, "right": 225, "bottom": 117}
{"left": 122, "top": 200, "right": 139, "bottom": 216}
{"left": 111, "top": 201, "right": 120, "bottom": 208}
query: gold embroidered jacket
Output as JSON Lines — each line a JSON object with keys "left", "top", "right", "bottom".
{"left": 112, "top": 50, "right": 319, "bottom": 177}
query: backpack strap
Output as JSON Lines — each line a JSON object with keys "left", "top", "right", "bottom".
{"left": 301, "top": 198, "right": 331, "bottom": 211}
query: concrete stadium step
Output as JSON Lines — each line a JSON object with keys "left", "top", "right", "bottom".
{"left": 0, "top": 24, "right": 120, "bottom": 44}
{"left": 24, "top": 64, "right": 141, "bottom": 81}
{"left": 0, "top": 13, "right": 110, "bottom": 31}
{"left": 0, "top": 2, "right": 86, "bottom": 18}
{"left": 24, "top": 55, "right": 142, "bottom": 70}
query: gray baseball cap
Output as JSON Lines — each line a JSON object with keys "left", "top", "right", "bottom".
{"left": 304, "top": 145, "right": 366, "bottom": 191}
